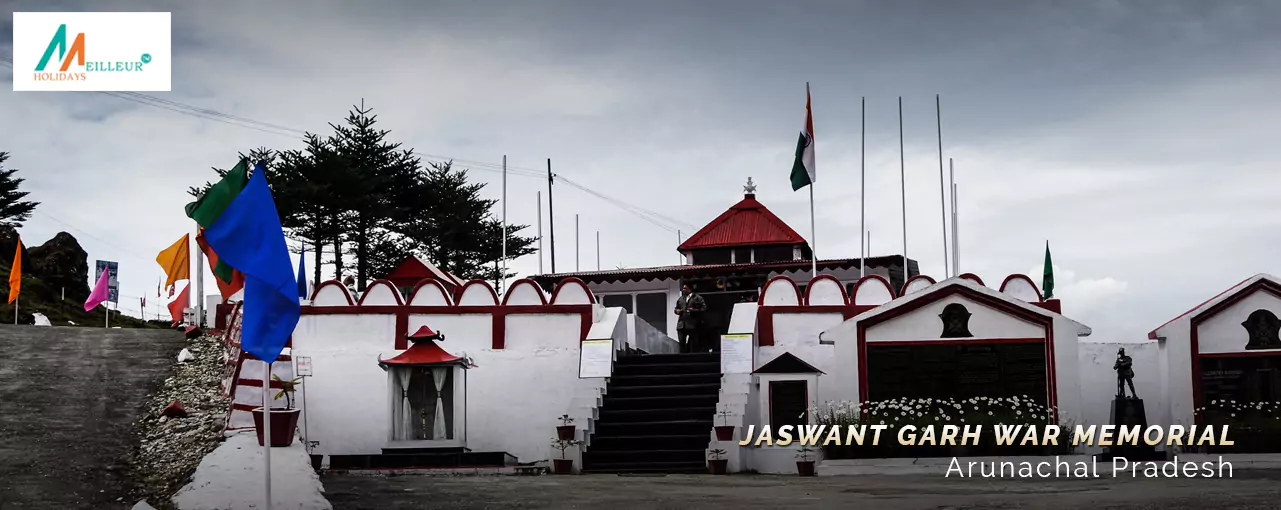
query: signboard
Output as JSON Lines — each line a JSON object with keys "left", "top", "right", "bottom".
{"left": 94, "top": 260, "right": 119, "bottom": 303}
{"left": 721, "top": 334, "right": 754, "bottom": 374}
{"left": 578, "top": 339, "right": 614, "bottom": 378}
{"left": 295, "top": 356, "right": 313, "bottom": 376}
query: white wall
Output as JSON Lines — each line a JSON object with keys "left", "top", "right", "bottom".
{"left": 865, "top": 294, "right": 1044, "bottom": 341}
{"left": 1196, "top": 291, "right": 1281, "bottom": 354}
{"left": 758, "top": 313, "right": 846, "bottom": 405}
{"left": 294, "top": 313, "right": 398, "bottom": 455}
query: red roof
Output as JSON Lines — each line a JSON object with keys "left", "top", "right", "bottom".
{"left": 384, "top": 256, "right": 463, "bottom": 290}
{"left": 408, "top": 325, "right": 441, "bottom": 340}
{"left": 380, "top": 341, "right": 466, "bottom": 366}
{"left": 678, "top": 193, "right": 807, "bottom": 251}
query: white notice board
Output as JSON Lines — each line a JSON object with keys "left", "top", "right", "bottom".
{"left": 721, "top": 334, "right": 753, "bottom": 374}
{"left": 579, "top": 339, "right": 614, "bottom": 378}
{"left": 295, "top": 356, "right": 313, "bottom": 376}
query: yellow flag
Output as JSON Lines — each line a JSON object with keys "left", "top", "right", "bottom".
{"left": 7, "top": 238, "right": 20, "bottom": 304}
{"left": 156, "top": 234, "right": 191, "bottom": 289}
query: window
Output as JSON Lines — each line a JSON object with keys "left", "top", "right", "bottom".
{"left": 769, "top": 380, "right": 809, "bottom": 427}
{"left": 732, "top": 248, "right": 752, "bottom": 264}
{"left": 391, "top": 366, "right": 455, "bottom": 441}
{"left": 691, "top": 248, "right": 732, "bottom": 265}
{"left": 600, "top": 294, "right": 634, "bottom": 314}
{"left": 754, "top": 245, "right": 794, "bottom": 263}
{"left": 635, "top": 292, "right": 669, "bottom": 333}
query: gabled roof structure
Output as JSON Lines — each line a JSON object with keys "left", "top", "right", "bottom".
{"left": 677, "top": 192, "right": 807, "bottom": 251}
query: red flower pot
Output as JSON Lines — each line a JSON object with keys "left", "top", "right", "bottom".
{"left": 714, "top": 425, "right": 735, "bottom": 441}
{"left": 252, "top": 407, "right": 301, "bottom": 447}
{"left": 557, "top": 425, "right": 576, "bottom": 441}
{"left": 796, "top": 460, "right": 816, "bottom": 477}
{"left": 552, "top": 458, "right": 574, "bottom": 474}
{"left": 708, "top": 459, "right": 728, "bottom": 475}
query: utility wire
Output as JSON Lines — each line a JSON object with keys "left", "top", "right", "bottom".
{"left": 1, "top": 56, "right": 693, "bottom": 232}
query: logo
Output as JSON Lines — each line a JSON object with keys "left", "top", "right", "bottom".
{"left": 13, "top": 12, "right": 171, "bottom": 91}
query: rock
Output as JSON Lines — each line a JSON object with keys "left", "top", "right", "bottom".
{"left": 177, "top": 348, "right": 194, "bottom": 363}
{"left": 25, "top": 231, "right": 90, "bottom": 302}
{"left": 32, "top": 313, "right": 50, "bottom": 326}
{"left": 162, "top": 400, "right": 187, "bottom": 418}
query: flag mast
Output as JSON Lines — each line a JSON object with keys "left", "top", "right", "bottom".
{"left": 936, "top": 94, "right": 949, "bottom": 279}
{"left": 501, "top": 155, "right": 508, "bottom": 294}
{"left": 196, "top": 222, "right": 205, "bottom": 326}
{"left": 860, "top": 96, "right": 866, "bottom": 278}
{"left": 807, "top": 82, "right": 817, "bottom": 279}
{"left": 537, "top": 191, "right": 543, "bottom": 274}
{"left": 898, "top": 97, "right": 909, "bottom": 285}
{"left": 950, "top": 159, "right": 959, "bottom": 275}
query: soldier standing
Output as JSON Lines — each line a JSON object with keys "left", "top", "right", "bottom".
{"left": 674, "top": 284, "right": 706, "bottom": 353}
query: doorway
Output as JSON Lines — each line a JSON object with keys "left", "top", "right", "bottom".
{"left": 697, "top": 291, "right": 755, "bottom": 352}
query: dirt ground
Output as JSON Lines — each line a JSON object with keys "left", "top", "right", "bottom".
{"left": 322, "top": 470, "right": 1281, "bottom": 509}
{"left": 0, "top": 325, "right": 185, "bottom": 509}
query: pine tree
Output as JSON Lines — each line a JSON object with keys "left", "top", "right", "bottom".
{"left": 0, "top": 152, "right": 40, "bottom": 227}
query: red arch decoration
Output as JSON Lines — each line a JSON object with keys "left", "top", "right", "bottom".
{"left": 850, "top": 274, "right": 896, "bottom": 304}
{"left": 804, "top": 274, "right": 848, "bottom": 306}
{"left": 357, "top": 279, "right": 405, "bottom": 306}
{"left": 958, "top": 273, "right": 986, "bottom": 286}
{"left": 406, "top": 279, "right": 455, "bottom": 306}
{"left": 455, "top": 279, "right": 500, "bottom": 306}
{"left": 999, "top": 274, "right": 1044, "bottom": 302}
{"left": 502, "top": 278, "right": 549, "bottom": 306}
{"left": 899, "top": 275, "right": 938, "bottom": 297}
{"left": 758, "top": 275, "right": 802, "bottom": 306}
{"left": 550, "top": 277, "right": 597, "bottom": 305}
{"left": 309, "top": 280, "right": 355, "bottom": 306}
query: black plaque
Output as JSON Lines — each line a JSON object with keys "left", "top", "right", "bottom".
{"left": 866, "top": 342, "right": 1048, "bottom": 405}
{"left": 1201, "top": 355, "right": 1281, "bottom": 406}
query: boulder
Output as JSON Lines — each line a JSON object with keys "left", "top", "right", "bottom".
{"left": 161, "top": 400, "right": 187, "bottom": 418}
{"left": 25, "top": 231, "right": 90, "bottom": 302}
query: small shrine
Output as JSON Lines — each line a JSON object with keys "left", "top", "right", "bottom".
{"left": 379, "top": 324, "right": 473, "bottom": 449}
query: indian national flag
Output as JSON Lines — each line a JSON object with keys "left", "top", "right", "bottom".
{"left": 790, "top": 85, "right": 815, "bottom": 191}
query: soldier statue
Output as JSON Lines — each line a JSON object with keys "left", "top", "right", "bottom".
{"left": 1114, "top": 348, "right": 1137, "bottom": 399}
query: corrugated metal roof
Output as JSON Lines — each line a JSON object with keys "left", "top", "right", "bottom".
{"left": 677, "top": 194, "right": 807, "bottom": 250}
{"left": 531, "top": 256, "right": 911, "bottom": 285}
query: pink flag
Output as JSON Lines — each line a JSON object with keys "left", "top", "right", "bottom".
{"left": 85, "top": 268, "right": 111, "bottom": 312}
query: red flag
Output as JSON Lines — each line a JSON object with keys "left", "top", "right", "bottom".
{"left": 196, "top": 230, "right": 246, "bottom": 301}
{"left": 168, "top": 283, "right": 190, "bottom": 325}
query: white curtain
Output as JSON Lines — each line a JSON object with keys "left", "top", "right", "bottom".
{"left": 431, "top": 367, "right": 448, "bottom": 440}
{"left": 397, "top": 368, "right": 413, "bottom": 440}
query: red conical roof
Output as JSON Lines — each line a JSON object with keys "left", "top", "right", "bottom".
{"left": 678, "top": 193, "right": 807, "bottom": 250}
{"left": 380, "top": 341, "right": 466, "bottom": 366}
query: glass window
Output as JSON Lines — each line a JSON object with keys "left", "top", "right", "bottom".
{"left": 733, "top": 248, "right": 752, "bottom": 264}
{"left": 635, "top": 292, "right": 669, "bottom": 333}
{"left": 691, "top": 248, "right": 732, "bottom": 265}
{"left": 754, "top": 244, "right": 794, "bottom": 263}
{"left": 600, "top": 294, "right": 634, "bottom": 314}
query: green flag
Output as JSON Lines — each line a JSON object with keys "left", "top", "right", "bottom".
{"left": 1042, "top": 242, "right": 1054, "bottom": 300}
{"left": 186, "top": 159, "right": 250, "bottom": 228}
{"left": 186, "top": 159, "right": 250, "bottom": 280}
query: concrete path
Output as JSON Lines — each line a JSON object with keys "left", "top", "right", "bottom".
{"left": 0, "top": 325, "right": 184, "bottom": 509}
{"left": 172, "top": 432, "right": 332, "bottom": 510}
{"left": 321, "top": 470, "right": 1281, "bottom": 509}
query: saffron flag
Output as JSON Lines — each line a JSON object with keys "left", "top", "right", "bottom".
{"left": 186, "top": 159, "right": 249, "bottom": 282}
{"left": 156, "top": 234, "right": 191, "bottom": 289}
{"left": 85, "top": 266, "right": 111, "bottom": 311}
{"left": 296, "top": 244, "right": 307, "bottom": 300}
{"left": 1043, "top": 241, "right": 1055, "bottom": 300}
{"left": 199, "top": 162, "right": 299, "bottom": 362}
{"left": 8, "top": 237, "right": 21, "bottom": 304}
{"left": 789, "top": 84, "right": 816, "bottom": 191}
{"left": 168, "top": 282, "right": 190, "bottom": 325}
{"left": 196, "top": 230, "right": 246, "bottom": 301}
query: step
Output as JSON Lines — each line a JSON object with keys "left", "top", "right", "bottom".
{"left": 601, "top": 394, "right": 720, "bottom": 411}
{"left": 612, "top": 362, "right": 721, "bottom": 377}
{"left": 608, "top": 373, "right": 722, "bottom": 387}
{"left": 589, "top": 434, "right": 710, "bottom": 451}
{"left": 583, "top": 449, "right": 706, "bottom": 465}
{"left": 328, "top": 451, "right": 517, "bottom": 470}
{"left": 606, "top": 383, "right": 721, "bottom": 399}
{"left": 617, "top": 353, "right": 719, "bottom": 365}
{"left": 580, "top": 460, "right": 708, "bottom": 474}
{"left": 598, "top": 407, "right": 717, "bottom": 423}
{"left": 595, "top": 419, "right": 712, "bottom": 437}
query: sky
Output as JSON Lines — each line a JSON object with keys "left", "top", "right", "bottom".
{"left": 3, "top": 0, "right": 1281, "bottom": 342}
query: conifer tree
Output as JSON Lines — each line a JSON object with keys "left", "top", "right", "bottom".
{"left": 0, "top": 152, "right": 39, "bottom": 228}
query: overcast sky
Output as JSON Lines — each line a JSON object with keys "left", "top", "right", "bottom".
{"left": 3, "top": 1, "right": 1281, "bottom": 341}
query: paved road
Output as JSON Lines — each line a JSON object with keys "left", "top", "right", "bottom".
{"left": 0, "top": 325, "right": 184, "bottom": 509}
{"left": 322, "top": 470, "right": 1281, "bottom": 509}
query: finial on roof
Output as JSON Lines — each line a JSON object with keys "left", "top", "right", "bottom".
{"left": 744, "top": 177, "right": 757, "bottom": 195}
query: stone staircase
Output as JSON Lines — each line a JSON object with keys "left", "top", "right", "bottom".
{"left": 582, "top": 352, "right": 720, "bottom": 474}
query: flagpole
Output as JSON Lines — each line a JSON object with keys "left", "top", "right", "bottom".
{"left": 860, "top": 95, "right": 866, "bottom": 278}
{"left": 936, "top": 94, "right": 949, "bottom": 279}
{"left": 575, "top": 214, "right": 580, "bottom": 272}
{"left": 501, "top": 155, "right": 508, "bottom": 293}
{"left": 537, "top": 191, "right": 543, "bottom": 274}
{"left": 263, "top": 360, "right": 273, "bottom": 510}
{"left": 898, "top": 97, "right": 909, "bottom": 285}
{"left": 677, "top": 230, "right": 682, "bottom": 265}
{"left": 596, "top": 231, "right": 600, "bottom": 271}
{"left": 950, "top": 159, "right": 959, "bottom": 275}
{"left": 14, "top": 297, "right": 17, "bottom": 325}
{"left": 196, "top": 223, "right": 205, "bottom": 327}
{"left": 807, "top": 82, "right": 817, "bottom": 280}
{"left": 547, "top": 159, "right": 556, "bottom": 274}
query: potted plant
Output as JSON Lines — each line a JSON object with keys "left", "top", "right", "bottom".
{"left": 796, "top": 445, "right": 817, "bottom": 476}
{"left": 707, "top": 449, "right": 728, "bottom": 475}
{"left": 251, "top": 374, "right": 303, "bottom": 447}
{"left": 550, "top": 438, "right": 580, "bottom": 474}
{"left": 714, "top": 410, "right": 736, "bottom": 441}
{"left": 556, "top": 414, "right": 576, "bottom": 441}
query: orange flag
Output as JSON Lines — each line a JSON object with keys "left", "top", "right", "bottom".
{"left": 7, "top": 238, "right": 20, "bottom": 304}
{"left": 156, "top": 234, "right": 191, "bottom": 289}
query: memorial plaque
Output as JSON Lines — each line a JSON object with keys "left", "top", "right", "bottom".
{"left": 579, "top": 339, "right": 614, "bottom": 378}
{"left": 867, "top": 341, "right": 1048, "bottom": 405}
{"left": 1201, "top": 355, "right": 1281, "bottom": 404}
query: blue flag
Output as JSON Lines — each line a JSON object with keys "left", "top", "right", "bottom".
{"left": 297, "top": 244, "right": 308, "bottom": 300}
{"left": 202, "top": 162, "right": 300, "bottom": 362}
